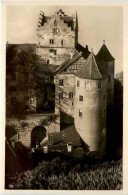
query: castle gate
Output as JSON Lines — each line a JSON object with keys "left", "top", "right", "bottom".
{"left": 6, "top": 113, "right": 60, "bottom": 148}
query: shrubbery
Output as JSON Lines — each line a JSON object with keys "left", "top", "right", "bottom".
{"left": 8, "top": 156, "right": 122, "bottom": 190}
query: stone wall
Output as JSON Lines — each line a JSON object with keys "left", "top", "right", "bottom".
{"left": 36, "top": 13, "right": 77, "bottom": 65}
{"left": 6, "top": 113, "right": 60, "bottom": 148}
{"left": 74, "top": 77, "right": 107, "bottom": 157}
{"left": 54, "top": 74, "right": 75, "bottom": 123}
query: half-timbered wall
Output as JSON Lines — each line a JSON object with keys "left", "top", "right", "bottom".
{"left": 61, "top": 56, "right": 86, "bottom": 74}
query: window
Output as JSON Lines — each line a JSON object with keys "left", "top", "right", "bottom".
{"left": 50, "top": 49, "right": 57, "bottom": 55}
{"left": 108, "top": 75, "right": 111, "bottom": 82}
{"left": 69, "top": 92, "right": 73, "bottom": 99}
{"left": 97, "top": 81, "right": 101, "bottom": 89}
{"left": 59, "top": 79, "right": 64, "bottom": 86}
{"left": 52, "top": 28, "right": 59, "bottom": 34}
{"left": 47, "top": 60, "right": 49, "bottom": 64}
{"left": 79, "top": 95, "right": 83, "bottom": 101}
{"left": 85, "top": 82, "right": 91, "bottom": 90}
{"left": 79, "top": 109, "right": 82, "bottom": 117}
{"left": 54, "top": 19, "right": 57, "bottom": 26}
{"left": 61, "top": 39, "right": 64, "bottom": 45}
{"left": 49, "top": 39, "right": 54, "bottom": 44}
{"left": 77, "top": 80, "right": 80, "bottom": 87}
{"left": 59, "top": 92, "right": 63, "bottom": 99}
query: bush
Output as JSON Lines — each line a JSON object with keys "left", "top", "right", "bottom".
{"left": 7, "top": 157, "right": 122, "bottom": 190}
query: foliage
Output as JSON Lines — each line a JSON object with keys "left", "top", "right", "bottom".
{"left": 7, "top": 156, "right": 122, "bottom": 190}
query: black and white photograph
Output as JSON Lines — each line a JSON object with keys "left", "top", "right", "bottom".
{"left": 1, "top": 1, "right": 125, "bottom": 191}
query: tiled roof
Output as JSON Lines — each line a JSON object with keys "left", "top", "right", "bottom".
{"left": 76, "top": 43, "right": 90, "bottom": 59}
{"left": 54, "top": 52, "right": 81, "bottom": 74}
{"left": 49, "top": 124, "right": 82, "bottom": 147}
{"left": 76, "top": 52, "right": 107, "bottom": 80}
{"left": 54, "top": 43, "right": 90, "bottom": 75}
{"left": 97, "top": 43, "right": 115, "bottom": 62}
{"left": 48, "top": 65, "right": 60, "bottom": 72}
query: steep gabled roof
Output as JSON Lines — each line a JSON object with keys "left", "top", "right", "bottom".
{"left": 49, "top": 124, "right": 82, "bottom": 147}
{"left": 97, "top": 43, "right": 115, "bottom": 62}
{"left": 54, "top": 43, "right": 90, "bottom": 75}
{"left": 76, "top": 52, "right": 107, "bottom": 80}
{"left": 76, "top": 43, "right": 90, "bottom": 59}
{"left": 54, "top": 52, "right": 81, "bottom": 74}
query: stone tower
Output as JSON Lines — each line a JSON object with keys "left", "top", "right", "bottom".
{"left": 36, "top": 9, "right": 78, "bottom": 65}
{"left": 74, "top": 52, "right": 108, "bottom": 157}
{"left": 97, "top": 41, "right": 115, "bottom": 111}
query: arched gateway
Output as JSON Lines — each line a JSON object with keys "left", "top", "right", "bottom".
{"left": 31, "top": 126, "right": 46, "bottom": 148}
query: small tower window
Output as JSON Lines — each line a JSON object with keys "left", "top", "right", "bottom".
{"left": 77, "top": 80, "right": 80, "bottom": 87}
{"left": 59, "top": 79, "right": 64, "bottom": 86}
{"left": 79, "top": 109, "right": 83, "bottom": 117}
{"left": 47, "top": 60, "right": 49, "bottom": 64}
{"left": 79, "top": 95, "right": 83, "bottom": 101}
{"left": 61, "top": 40, "right": 64, "bottom": 45}
{"left": 85, "top": 82, "right": 91, "bottom": 90}
{"left": 59, "top": 92, "right": 63, "bottom": 99}
{"left": 69, "top": 92, "right": 73, "bottom": 99}
{"left": 97, "top": 81, "right": 101, "bottom": 89}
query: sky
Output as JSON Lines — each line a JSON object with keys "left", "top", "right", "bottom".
{"left": 6, "top": 5, "right": 123, "bottom": 74}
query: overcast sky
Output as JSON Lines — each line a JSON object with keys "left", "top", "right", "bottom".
{"left": 6, "top": 6, "right": 123, "bottom": 74}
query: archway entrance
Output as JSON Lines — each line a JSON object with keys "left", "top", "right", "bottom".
{"left": 31, "top": 126, "right": 46, "bottom": 148}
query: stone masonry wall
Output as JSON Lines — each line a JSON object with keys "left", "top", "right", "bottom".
{"left": 6, "top": 114, "right": 60, "bottom": 148}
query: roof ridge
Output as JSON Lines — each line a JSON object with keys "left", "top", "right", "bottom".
{"left": 92, "top": 54, "right": 102, "bottom": 78}
{"left": 55, "top": 51, "right": 81, "bottom": 74}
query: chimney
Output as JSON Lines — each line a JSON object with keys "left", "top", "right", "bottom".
{"left": 70, "top": 51, "right": 73, "bottom": 59}
{"left": 85, "top": 45, "right": 88, "bottom": 51}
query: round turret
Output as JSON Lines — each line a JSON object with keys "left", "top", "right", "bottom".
{"left": 74, "top": 52, "right": 108, "bottom": 157}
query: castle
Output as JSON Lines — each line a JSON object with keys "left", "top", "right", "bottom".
{"left": 36, "top": 9, "right": 115, "bottom": 157}
{"left": 6, "top": 9, "right": 115, "bottom": 158}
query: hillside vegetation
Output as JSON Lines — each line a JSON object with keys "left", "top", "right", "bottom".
{"left": 7, "top": 156, "right": 122, "bottom": 190}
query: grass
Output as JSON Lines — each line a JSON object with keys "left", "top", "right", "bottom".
{"left": 7, "top": 155, "right": 122, "bottom": 190}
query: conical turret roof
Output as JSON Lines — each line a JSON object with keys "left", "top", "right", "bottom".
{"left": 75, "top": 52, "right": 107, "bottom": 80}
{"left": 97, "top": 42, "right": 115, "bottom": 62}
